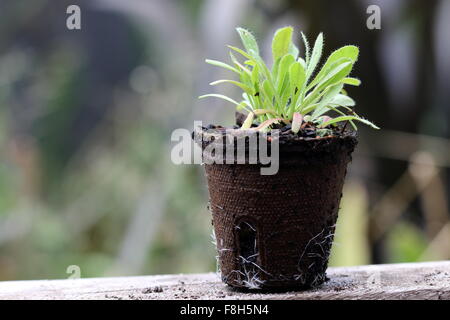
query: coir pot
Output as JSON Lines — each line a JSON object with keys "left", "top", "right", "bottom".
{"left": 195, "top": 127, "right": 357, "bottom": 290}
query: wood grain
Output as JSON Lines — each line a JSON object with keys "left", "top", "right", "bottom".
{"left": 0, "top": 261, "right": 449, "bottom": 300}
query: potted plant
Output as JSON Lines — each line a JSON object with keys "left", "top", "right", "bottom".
{"left": 196, "top": 27, "right": 378, "bottom": 290}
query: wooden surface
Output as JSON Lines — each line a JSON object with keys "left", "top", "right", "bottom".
{"left": 0, "top": 261, "right": 449, "bottom": 300}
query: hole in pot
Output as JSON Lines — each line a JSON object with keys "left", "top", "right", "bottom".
{"left": 235, "top": 219, "right": 264, "bottom": 288}
{"left": 237, "top": 220, "right": 258, "bottom": 263}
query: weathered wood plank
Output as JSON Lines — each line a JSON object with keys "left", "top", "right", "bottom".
{"left": 0, "top": 261, "right": 449, "bottom": 300}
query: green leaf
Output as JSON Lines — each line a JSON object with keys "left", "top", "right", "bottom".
{"left": 209, "top": 79, "right": 254, "bottom": 94}
{"left": 230, "top": 45, "right": 273, "bottom": 83}
{"left": 202, "top": 27, "right": 376, "bottom": 131}
{"left": 307, "top": 57, "right": 352, "bottom": 90}
{"left": 298, "top": 57, "right": 307, "bottom": 70}
{"left": 288, "top": 42, "right": 299, "bottom": 59}
{"left": 272, "top": 57, "right": 281, "bottom": 80}
{"left": 205, "top": 59, "right": 240, "bottom": 74}
{"left": 318, "top": 115, "right": 379, "bottom": 129}
{"left": 311, "top": 83, "right": 343, "bottom": 118}
{"left": 262, "top": 79, "right": 275, "bottom": 100}
{"left": 331, "top": 94, "right": 355, "bottom": 107}
{"left": 272, "top": 26, "right": 294, "bottom": 62}
{"left": 251, "top": 64, "right": 259, "bottom": 85}
{"left": 289, "top": 61, "right": 306, "bottom": 92}
{"left": 308, "top": 45, "right": 359, "bottom": 88}
{"left": 302, "top": 61, "right": 352, "bottom": 107}
{"left": 236, "top": 101, "right": 252, "bottom": 112}
{"left": 261, "top": 79, "right": 276, "bottom": 110}
{"left": 301, "top": 32, "right": 310, "bottom": 65}
{"left": 322, "top": 104, "right": 349, "bottom": 117}
{"left": 306, "top": 32, "right": 324, "bottom": 81}
{"left": 288, "top": 61, "right": 306, "bottom": 112}
{"left": 342, "top": 77, "right": 361, "bottom": 86}
{"left": 238, "top": 66, "right": 252, "bottom": 88}
{"left": 319, "top": 104, "right": 357, "bottom": 130}
{"left": 229, "top": 52, "right": 252, "bottom": 76}
{"left": 244, "top": 59, "right": 256, "bottom": 66}
{"left": 236, "top": 27, "right": 260, "bottom": 55}
{"left": 243, "top": 91, "right": 256, "bottom": 110}
{"left": 254, "top": 54, "right": 274, "bottom": 82}
{"left": 315, "top": 60, "right": 353, "bottom": 91}
{"left": 276, "top": 54, "right": 295, "bottom": 89}
{"left": 228, "top": 45, "right": 253, "bottom": 60}
{"left": 198, "top": 94, "right": 239, "bottom": 106}
{"left": 242, "top": 93, "right": 254, "bottom": 109}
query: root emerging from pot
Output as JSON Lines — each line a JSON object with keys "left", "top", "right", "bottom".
{"left": 211, "top": 222, "right": 337, "bottom": 290}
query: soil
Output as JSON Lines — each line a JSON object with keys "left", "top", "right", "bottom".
{"left": 195, "top": 112, "right": 357, "bottom": 157}
{"left": 194, "top": 118, "right": 358, "bottom": 290}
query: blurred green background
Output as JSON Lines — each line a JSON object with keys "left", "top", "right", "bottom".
{"left": 0, "top": 0, "right": 449, "bottom": 280}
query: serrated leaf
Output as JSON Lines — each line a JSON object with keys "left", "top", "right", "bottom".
{"left": 311, "top": 83, "right": 343, "bottom": 118}
{"left": 307, "top": 57, "right": 352, "bottom": 90}
{"left": 301, "top": 32, "right": 310, "bottom": 65}
{"left": 303, "top": 61, "right": 352, "bottom": 107}
{"left": 308, "top": 45, "right": 359, "bottom": 89}
{"left": 203, "top": 27, "right": 376, "bottom": 131}
{"left": 231, "top": 46, "right": 273, "bottom": 83}
{"left": 272, "top": 26, "right": 293, "bottom": 62}
{"left": 236, "top": 28, "right": 260, "bottom": 55}
{"left": 306, "top": 32, "right": 323, "bottom": 81}
{"left": 315, "top": 60, "right": 353, "bottom": 90}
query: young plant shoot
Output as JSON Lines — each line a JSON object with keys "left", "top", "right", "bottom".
{"left": 200, "top": 27, "right": 379, "bottom": 135}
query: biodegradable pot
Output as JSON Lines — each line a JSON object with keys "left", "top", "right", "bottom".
{"left": 195, "top": 128, "right": 357, "bottom": 290}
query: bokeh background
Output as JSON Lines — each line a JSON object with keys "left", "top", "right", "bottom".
{"left": 0, "top": 0, "right": 449, "bottom": 280}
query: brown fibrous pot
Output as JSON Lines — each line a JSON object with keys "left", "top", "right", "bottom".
{"left": 194, "top": 128, "right": 357, "bottom": 290}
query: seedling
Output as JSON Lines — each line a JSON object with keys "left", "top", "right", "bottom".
{"left": 197, "top": 27, "right": 376, "bottom": 290}
{"left": 200, "top": 27, "right": 379, "bottom": 134}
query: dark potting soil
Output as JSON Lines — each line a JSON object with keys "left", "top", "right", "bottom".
{"left": 193, "top": 122, "right": 357, "bottom": 167}
{"left": 203, "top": 113, "right": 354, "bottom": 141}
